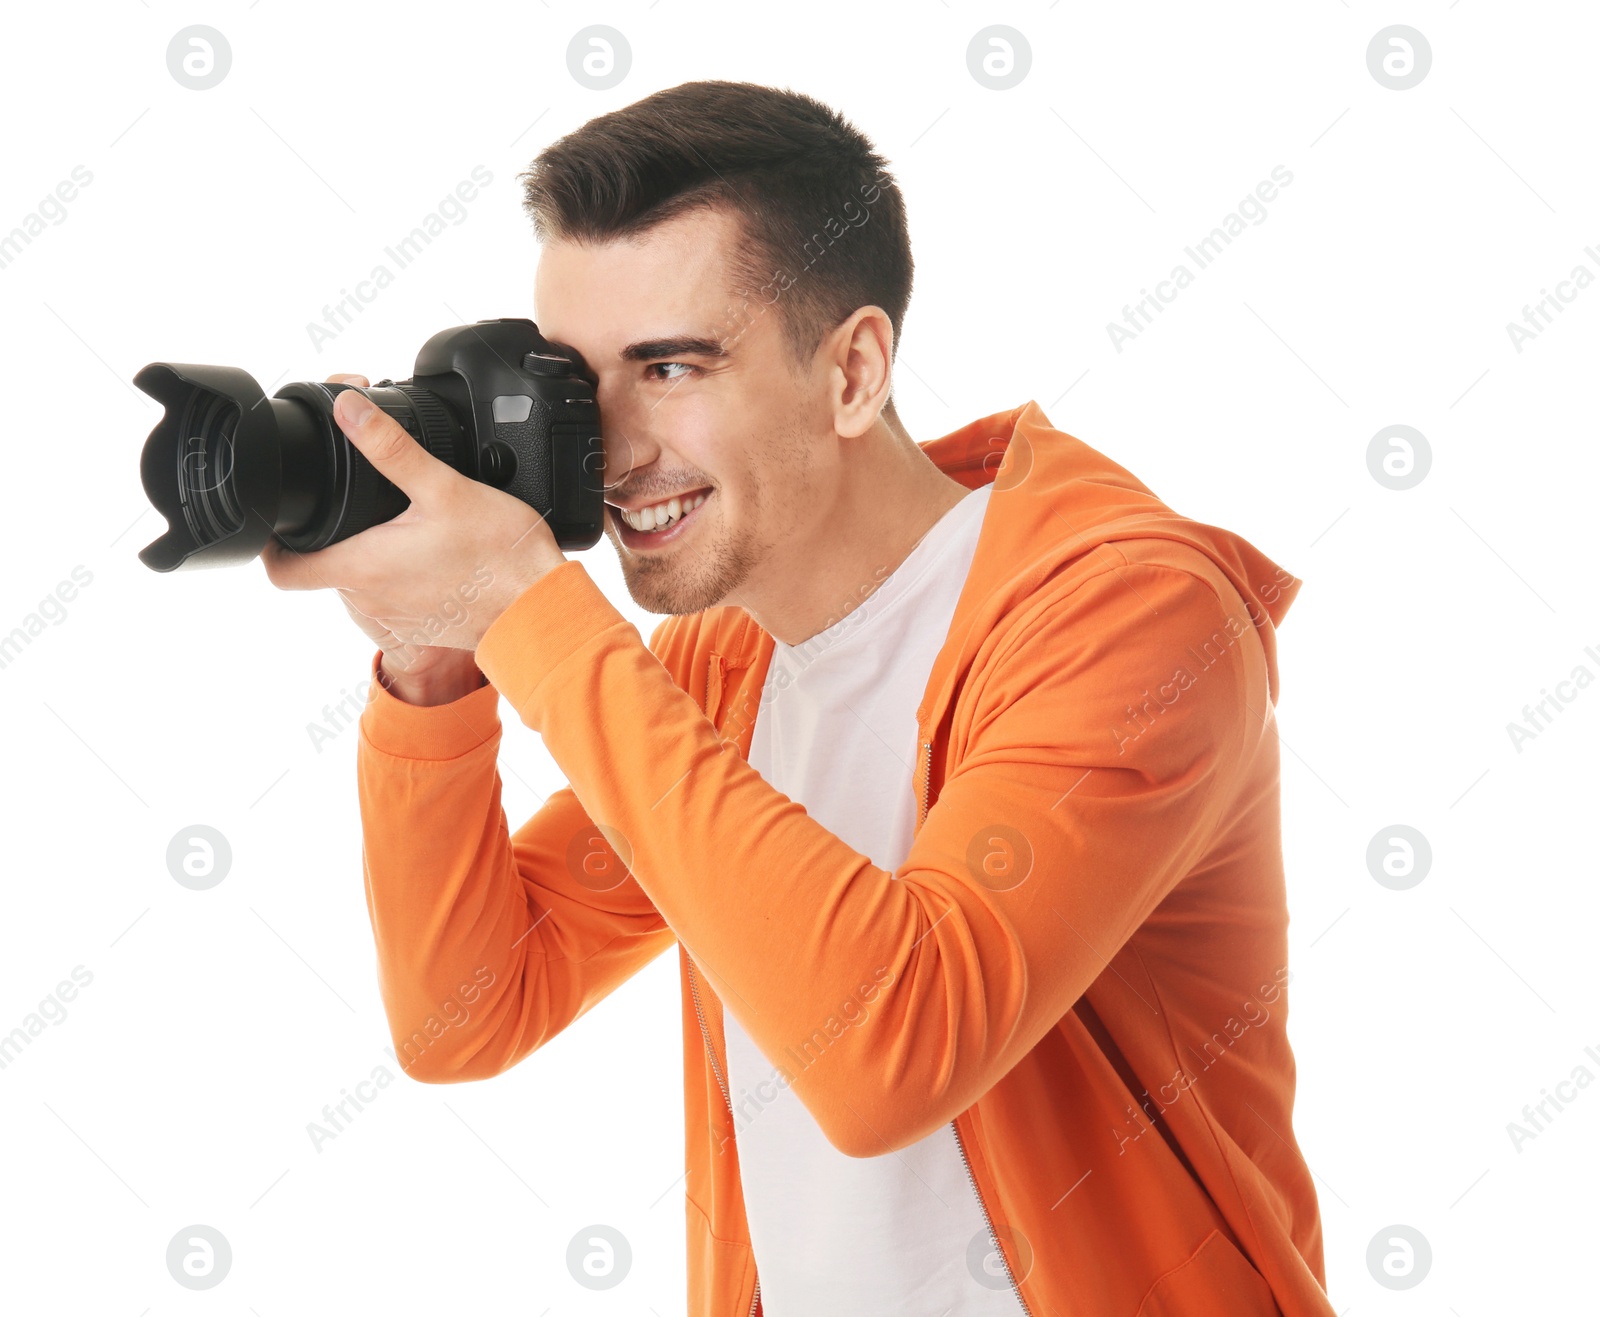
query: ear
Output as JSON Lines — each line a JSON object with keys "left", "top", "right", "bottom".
{"left": 829, "top": 306, "right": 896, "bottom": 439}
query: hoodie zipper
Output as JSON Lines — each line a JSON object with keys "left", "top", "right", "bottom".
{"left": 688, "top": 955, "right": 762, "bottom": 1317}
{"left": 952, "top": 1116, "right": 1033, "bottom": 1314}
{"left": 918, "top": 739, "right": 932, "bottom": 827}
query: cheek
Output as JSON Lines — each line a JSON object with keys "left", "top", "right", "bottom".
{"left": 705, "top": 473, "right": 760, "bottom": 543}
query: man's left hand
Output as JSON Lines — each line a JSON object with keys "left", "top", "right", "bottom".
{"left": 262, "top": 387, "right": 567, "bottom": 650}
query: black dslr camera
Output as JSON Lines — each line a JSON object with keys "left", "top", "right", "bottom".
{"left": 133, "top": 318, "right": 604, "bottom": 572}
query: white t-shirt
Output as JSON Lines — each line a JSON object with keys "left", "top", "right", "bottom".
{"left": 726, "top": 483, "right": 1027, "bottom": 1314}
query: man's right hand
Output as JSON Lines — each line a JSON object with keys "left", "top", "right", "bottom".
{"left": 312, "top": 374, "right": 487, "bottom": 707}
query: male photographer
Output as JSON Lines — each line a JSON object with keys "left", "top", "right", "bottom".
{"left": 264, "top": 79, "right": 1336, "bottom": 1317}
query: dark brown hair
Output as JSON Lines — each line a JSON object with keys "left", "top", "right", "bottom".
{"left": 518, "top": 80, "right": 913, "bottom": 418}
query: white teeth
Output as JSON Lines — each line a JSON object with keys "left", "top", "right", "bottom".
{"left": 619, "top": 491, "right": 706, "bottom": 532}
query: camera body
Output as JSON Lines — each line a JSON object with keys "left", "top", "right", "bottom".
{"left": 134, "top": 317, "right": 604, "bottom": 572}
{"left": 381, "top": 316, "right": 603, "bottom": 544}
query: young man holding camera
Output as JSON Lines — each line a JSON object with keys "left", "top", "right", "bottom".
{"left": 265, "top": 79, "right": 1335, "bottom": 1317}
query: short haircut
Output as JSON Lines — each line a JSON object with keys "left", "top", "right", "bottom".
{"left": 518, "top": 79, "right": 913, "bottom": 418}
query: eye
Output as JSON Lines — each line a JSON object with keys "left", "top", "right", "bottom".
{"left": 646, "top": 361, "right": 697, "bottom": 383}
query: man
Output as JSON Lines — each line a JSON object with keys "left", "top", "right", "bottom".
{"left": 265, "top": 80, "right": 1337, "bottom": 1316}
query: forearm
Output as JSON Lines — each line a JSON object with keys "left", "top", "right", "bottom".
{"left": 357, "top": 649, "right": 673, "bottom": 1083}
{"left": 357, "top": 662, "right": 531, "bottom": 1080}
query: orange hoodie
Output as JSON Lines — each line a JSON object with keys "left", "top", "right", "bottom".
{"left": 356, "top": 399, "right": 1336, "bottom": 1317}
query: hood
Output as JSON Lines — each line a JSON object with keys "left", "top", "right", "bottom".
{"left": 913, "top": 399, "right": 1302, "bottom": 720}
{"left": 707, "top": 399, "right": 1301, "bottom": 719}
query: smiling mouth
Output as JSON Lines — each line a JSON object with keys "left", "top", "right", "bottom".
{"left": 608, "top": 488, "right": 713, "bottom": 549}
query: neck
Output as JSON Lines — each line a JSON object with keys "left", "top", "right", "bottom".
{"left": 735, "top": 416, "right": 971, "bottom": 646}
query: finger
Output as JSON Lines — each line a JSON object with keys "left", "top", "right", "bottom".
{"left": 325, "top": 373, "right": 370, "bottom": 387}
{"left": 334, "top": 389, "right": 449, "bottom": 505}
{"left": 260, "top": 533, "right": 348, "bottom": 593}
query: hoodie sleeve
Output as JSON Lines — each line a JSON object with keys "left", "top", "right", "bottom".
{"left": 355, "top": 648, "right": 676, "bottom": 1084}
{"left": 474, "top": 556, "right": 1265, "bottom": 1156}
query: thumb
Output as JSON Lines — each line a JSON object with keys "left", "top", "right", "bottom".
{"left": 335, "top": 388, "right": 444, "bottom": 503}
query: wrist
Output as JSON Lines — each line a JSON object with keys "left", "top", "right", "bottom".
{"left": 377, "top": 651, "right": 486, "bottom": 707}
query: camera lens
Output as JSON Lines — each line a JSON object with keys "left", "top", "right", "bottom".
{"left": 176, "top": 391, "right": 245, "bottom": 544}
{"left": 134, "top": 363, "right": 463, "bottom": 571}
{"left": 269, "top": 381, "right": 460, "bottom": 555}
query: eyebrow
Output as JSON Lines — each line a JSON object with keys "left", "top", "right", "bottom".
{"left": 618, "top": 335, "right": 731, "bottom": 362}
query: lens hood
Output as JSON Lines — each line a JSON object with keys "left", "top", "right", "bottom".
{"left": 134, "top": 362, "right": 300, "bottom": 572}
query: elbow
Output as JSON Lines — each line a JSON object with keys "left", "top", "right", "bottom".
{"left": 824, "top": 1122, "right": 898, "bottom": 1160}
{"left": 806, "top": 1052, "right": 986, "bottom": 1157}
{"left": 376, "top": 967, "right": 538, "bottom": 1083}
{"left": 815, "top": 1089, "right": 944, "bottom": 1160}
{"left": 383, "top": 1024, "right": 506, "bottom": 1085}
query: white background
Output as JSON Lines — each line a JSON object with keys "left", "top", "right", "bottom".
{"left": 1, "top": 1, "right": 1594, "bottom": 1312}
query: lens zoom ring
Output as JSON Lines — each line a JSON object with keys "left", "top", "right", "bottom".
{"left": 400, "top": 386, "right": 457, "bottom": 469}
